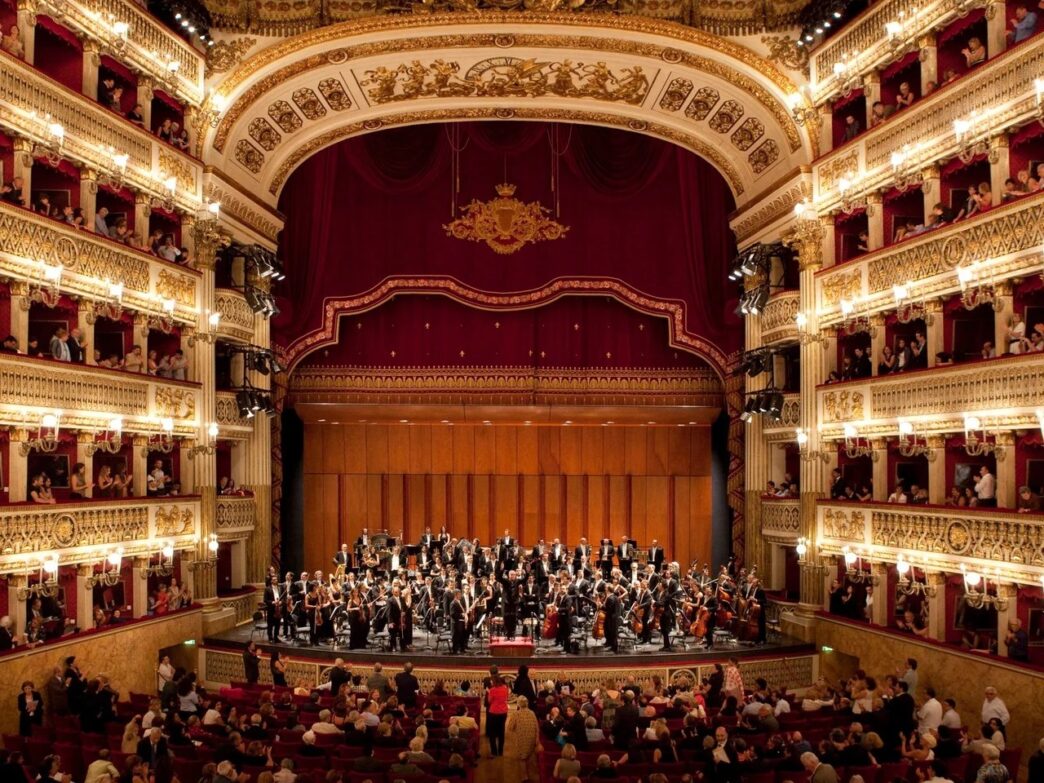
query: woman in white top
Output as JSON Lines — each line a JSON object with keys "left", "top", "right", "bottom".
{"left": 1007, "top": 313, "right": 1026, "bottom": 354}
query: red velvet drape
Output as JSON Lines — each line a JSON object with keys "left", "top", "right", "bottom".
{"left": 275, "top": 122, "right": 740, "bottom": 368}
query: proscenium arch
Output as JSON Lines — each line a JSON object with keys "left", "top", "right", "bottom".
{"left": 202, "top": 13, "right": 814, "bottom": 208}
{"left": 279, "top": 277, "right": 735, "bottom": 382}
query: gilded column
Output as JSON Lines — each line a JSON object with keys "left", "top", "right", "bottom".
{"left": 76, "top": 564, "right": 94, "bottom": 632}
{"left": 871, "top": 438, "right": 889, "bottom": 501}
{"left": 132, "top": 434, "right": 148, "bottom": 498}
{"left": 9, "top": 428, "right": 28, "bottom": 501}
{"left": 81, "top": 38, "right": 100, "bottom": 104}
{"left": 993, "top": 281, "right": 1013, "bottom": 356}
{"left": 15, "top": 0, "right": 36, "bottom": 66}
{"left": 819, "top": 215, "right": 836, "bottom": 269}
{"left": 76, "top": 430, "right": 94, "bottom": 498}
{"left": 995, "top": 583, "right": 1020, "bottom": 656}
{"left": 918, "top": 34, "right": 938, "bottom": 95}
{"left": 866, "top": 193, "right": 884, "bottom": 251}
{"left": 862, "top": 72, "right": 881, "bottom": 131}
{"left": 77, "top": 298, "right": 95, "bottom": 366}
{"left": 921, "top": 164, "right": 940, "bottom": 220}
{"left": 817, "top": 106, "right": 833, "bottom": 157}
{"left": 924, "top": 299, "right": 944, "bottom": 367}
{"left": 985, "top": 0, "right": 1009, "bottom": 64}
{"left": 138, "top": 78, "right": 155, "bottom": 132}
{"left": 12, "top": 138, "right": 34, "bottom": 199}
{"left": 989, "top": 134, "right": 1010, "bottom": 202}
{"left": 10, "top": 280, "right": 30, "bottom": 349}
{"left": 927, "top": 435, "right": 946, "bottom": 504}
{"left": 79, "top": 168, "right": 98, "bottom": 233}
{"left": 925, "top": 572, "right": 947, "bottom": 642}
{"left": 995, "top": 431, "right": 1016, "bottom": 508}
{"left": 869, "top": 562, "right": 888, "bottom": 626}
{"left": 8, "top": 575, "right": 28, "bottom": 637}
{"left": 794, "top": 218, "right": 828, "bottom": 608}
{"left": 131, "top": 557, "right": 149, "bottom": 619}
{"left": 244, "top": 301, "right": 273, "bottom": 583}
{"left": 869, "top": 315, "right": 885, "bottom": 376}
{"left": 134, "top": 193, "right": 152, "bottom": 240}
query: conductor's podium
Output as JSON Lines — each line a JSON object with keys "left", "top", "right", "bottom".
{"left": 489, "top": 636, "right": 535, "bottom": 657}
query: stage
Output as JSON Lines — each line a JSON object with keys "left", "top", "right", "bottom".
{"left": 202, "top": 622, "right": 815, "bottom": 668}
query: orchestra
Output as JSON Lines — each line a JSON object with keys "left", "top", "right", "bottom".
{"left": 259, "top": 528, "right": 767, "bottom": 654}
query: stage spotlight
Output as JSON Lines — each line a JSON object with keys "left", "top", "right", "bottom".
{"left": 746, "top": 354, "right": 765, "bottom": 377}
{"left": 244, "top": 287, "right": 264, "bottom": 313}
{"left": 253, "top": 352, "right": 271, "bottom": 376}
{"left": 755, "top": 392, "right": 771, "bottom": 414}
{"left": 235, "top": 390, "right": 253, "bottom": 418}
{"left": 269, "top": 355, "right": 286, "bottom": 374}
{"left": 740, "top": 396, "right": 757, "bottom": 422}
{"left": 766, "top": 392, "right": 784, "bottom": 420}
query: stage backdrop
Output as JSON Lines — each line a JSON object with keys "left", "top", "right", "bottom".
{"left": 299, "top": 420, "right": 714, "bottom": 573}
{"left": 274, "top": 121, "right": 741, "bottom": 373}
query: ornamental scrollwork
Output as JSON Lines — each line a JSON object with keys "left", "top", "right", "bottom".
{"left": 0, "top": 504, "right": 148, "bottom": 555}
{"left": 822, "top": 508, "right": 865, "bottom": 541}
{"left": 822, "top": 390, "right": 864, "bottom": 423}
{"left": 206, "top": 37, "right": 257, "bottom": 76}
{"left": 821, "top": 269, "right": 862, "bottom": 306}
{"left": 216, "top": 496, "right": 257, "bottom": 533}
{"left": 153, "top": 386, "right": 197, "bottom": 420}
{"left": 154, "top": 506, "right": 195, "bottom": 537}
{"left": 760, "top": 35, "right": 809, "bottom": 72}
{"left": 156, "top": 269, "right": 197, "bottom": 307}
{"left": 361, "top": 57, "right": 654, "bottom": 106}
{"left": 0, "top": 354, "right": 150, "bottom": 414}
{"left": 762, "top": 500, "right": 800, "bottom": 534}
{"left": 157, "top": 149, "right": 196, "bottom": 193}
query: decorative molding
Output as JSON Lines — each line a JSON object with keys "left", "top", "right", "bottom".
{"left": 216, "top": 496, "right": 257, "bottom": 537}
{"left": 730, "top": 181, "right": 806, "bottom": 243}
{"left": 215, "top": 391, "right": 256, "bottom": 434}
{"left": 760, "top": 290, "right": 800, "bottom": 344}
{"left": 280, "top": 277, "right": 736, "bottom": 379}
{"left": 0, "top": 354, "right": 150, "bottom": 416}
{"left": 215, "top": 289, "right": 256, "bottom": 342}
{"left": 821, "top": 389, "right": 865, "bottom": 424}
{"left": 207, "top": 37, "right": 258, "bottom": 76}
{"left": 219, "top": 589, "right": 261, "bottom": 625}
{"left": 290, "top": 365, "right": 723, "bottom": 407}
{"left": 761, "top": 498, "right": 800, "bottom": 541}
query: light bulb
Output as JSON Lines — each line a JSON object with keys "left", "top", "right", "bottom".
{"left": 162, "top": 544, "right": 175, "bottom": 559}
{"left": 898, "top": 420, "right": 913, "bottom": 436}
{"left": 207, "top": 422, "right": 219, "bottom": 438}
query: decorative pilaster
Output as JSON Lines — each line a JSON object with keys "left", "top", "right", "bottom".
{"left": 8, "top": 575, "right": 28, "bottom": 637}
{"left": 8, "top": 428, "right": 28, "bottom": 502}
{"left": 985, "top": 0, "right": 1009, "bottom": 66}
{"left": 819, "top": 215, "right": 836, "bottom": 269}
{"left": 16, "top": 0, "right": 36, "bottom": 65}
{"left": 866, "top": 192, "right": 884, "bottom": 251}
{"left": 244, "top": 310, "right": 273, "bottom": 582}
{"left": 76, "top": 430, "right": 94, "bottom": 498}
{"left": 132, "top": 435, "right": 148, "bottom": 498}
{"left": 863, "top": 72, "right": 881, "bottom": 132}
{"left": 76, "top": 564, "right": 94, "bottom": 632}
{"left": 925, "top": 572, "right": 947, "bottom": 642}
{"left": 918, "top": 34, "right": 938, "bottom": 96}
{"left": 77, "top": 298, "right": 95, "bottom": 366}
{"left": 79, "top": 168, "right": 98, "bottom": 233}
{"left": 132, "top": 557, "right": 149, "bottom": 619}
{"left": 927, "top": 435, "right": 946, "bottom": 504}
{"left": 924, "top": 299, "right": 943, "bottom": 367}
{"left": 995, "top": 583, "right": 1020, "bottom": 657}
{"left": 995, "top": 431, "right": 1016, "bottom": 508}
{"left": 138, "top": 78, "right": 155, "bottom": 131}
{"left": 81, "top": 38, "right": 100, "bottom": 104}
{"left": 9, "top": 280, "right": 29, "bottom": 348}
{"left": 989, "top": 134, "right": 1010, "bottom": 205}
{"left": 817, "top": 105, "right": 833, "bottom": 156}
{"left": 993, "top": 280, "right": 1013, "bottom": 356}
{"left": 871, "top": 438, "right": 889, "bottom": 501}
{"left": 192, "top": 253, "right": 219, "bottom": 600}
{"left": 12, "top": 137, "right": 34, "bottom": 198}
{"left": 869, "top": 563, "right": 889, "bottom": 626}
{"left": 134, "top": 193, "right": 152, "bottom": 238}
{"left": 870, "top": 315, "right": 885, "bottom": 376}
{"left": 922, "top": 164, "right": 940, "bottom": 219}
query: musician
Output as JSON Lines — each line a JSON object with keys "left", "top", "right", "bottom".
{"left": 502, "top": 570, "right": 520, "bottom": 638}
{"left": 602, "top": 586, "right": 622, "bottom": 654}
{"left": 534, "top": 553, "right": 553, "bottom": 584}
{"left": 347, "top": 586, "right": 368, "bottom": 649}
{"left": 617, "top": 536, "right": 636, "bottom": 575}
{"left": 356, "top": 527, "right": 370, "bottom": 550}
{"left": 263, "top": 575, "right": 282, "bottom": 643}
{"left": 303, "top": 583, "right": 321, "bottom": 645}
{"left": 699, "top": 586, "right": 718, "bottom": 647}
{"left": 658, "top": 581, "right": 677, "bottom": 651}
{"left": 531, "top": 539, "right": 546, "bottom": 560}
{"left": 387, "top": 586, "right": 404, "bottom": 651}
{"left": 748, "top": 576, "right": 767, "bottom": 644}
{"left": 521, "top": 574, "right": 541, "bottom": 637}
{"left": 333, "top": 544, "right": 352, "bottom": 573}
{"left": 550, "top": 538, "right": 566, "bottom": 570}
{"left": 450, "top": 590, "right": 468, "bottom": 653}
{"left": 597, "top": 538, "right": 615, "bottom": 579}
{"left": 498, "top": 529, "right": 515, "bottom": 558}
{"left": 633, "top": 579, "right": 654, "bottom": 645}
{"left": 647, "top": 539, "right": 665, "bottom": 571}
{"left": 573, "top": 537, "right": 591, "bottom": 576}
{"left": 417, "top": 546, "right": 432, "bottom": 575}
{"left": 388, "top": 545, "right": 404, "bottom": 574}
{"left": 294, "top": 571, "right": 310, "bottom": 596}
{"left": 554, "top": 586, "right": 574, "bottom": 651}
{"left": 420, "top": 527, "right": 435, "bottom": 549}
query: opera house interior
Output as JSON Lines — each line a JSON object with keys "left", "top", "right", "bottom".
{"left": 0, "top": 0, "right": 1043, "bottom": 781}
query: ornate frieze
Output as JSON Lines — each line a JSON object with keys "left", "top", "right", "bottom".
{"left": 821, "top": 389, "right": 865, "bottom": 424}
{"left": 156, "top": 269, "right": 198, "bottom": 307}
{"left": 0, "top": 354, "right": 151, "bottom": 416}
{"left": 153, "top": 385, "right": 198, "bottom": 420}
{"left": 215, "top": 289, "right": 256, "bottom": 342}
{"left": 760, "top": 290, "right": 799, "bottom": 344}
{"left": 216, "top": 496, "right": 257, "bottom": 537}
{"left": 818, "top": 501, "right": 1044, "bottom": 583}
{"left": 290, "top": 365, "right": 723, "bottom": 407}
{"left": 0, "top": 498, "right": 199, "bottom": 565}
{"left": 215, "top": 391, "right": 256, "bottom": 436}
{"left": 761, "top": 498, "right": 800, "bottom": 541}
{"left": 202, "top": 176, "right": 284, "bottom": 245}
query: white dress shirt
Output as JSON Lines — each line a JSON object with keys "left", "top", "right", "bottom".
{"left": 981, "top": 696, "right": 1009, "bottom": 726}
{"left": 918, "top": 697, "right": 942, "bottom": 731}
{"left": 975, "top": 472, "right": 996, "bottom": 500}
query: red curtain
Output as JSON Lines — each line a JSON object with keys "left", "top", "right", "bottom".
{"left": 275, "top": 122, "right": 740, "bottom": 368}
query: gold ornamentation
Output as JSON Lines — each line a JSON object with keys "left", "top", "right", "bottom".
{"left": 0, "top": 503, "right": 148, "bottom": 555}
{"left": 0, "top": 353, "right": 150, "bottom": 414}
{"left": 216, "top": 496, "right": 257, "bottom": 534}
{"left": 821, "top": 269, "right": 862, "bottom": 306}
{"left": 823, "top": 389, "right": 864, "bottom": 423}
{"left": 362, "top": 57, "right": 653, "bottom": 105}
{"left": 268, "top": 100, "right": 304, "bottom": 133}
{"left": 685, "top": 86, "right": 720, "bottom": 120}
{"left": 761, "top": 35, "right": 809, "bottom": 71}
{"left": 266, "top": 106, "right": 746, "bottom": 197}
{"left": 208, "top": 18, "right": 802, "bottom": 156}
{"left": 817, "top": 150, "right": 858, "bottom": 194}
{"left": 822, "top": 508, "right": 865, "bottom": 541}
{"left": 248, "top": 117, "right": 282, "bottom": 151}
{"left": 154, "top": 386, "right": 197, "bottom": 419}
{"left": 202, "top": 179, "right": 284, "bottom": 242}
{"left": 731, "top": 117, "right": 764, "bottom": 151}
{"left": 154, "top": 506, "right": 194, "bottom": 537}
{"left": 749, "top": 139, "right": 779, "bottom": 175}
{"left": 157, "top": 149, "right": 196, "bottom": 193}
{"left": 317, "top": 78, "right": 353, "bottom": 110}
{"left": 762, "top": 499, "right": 800, "bottom": 536}
{"left": 760, "top": 290, "right": 800, "bottom": 342}
{"left": 156, "top": 269, "right": 197, "bottom": 307}
{"left": 292, "top": 87, "right": 328, "bottom": 119}
{"left": 658, "top": 77, "right": 693, "bottom": 111}
{"left": 730, "top": 181, "right": 806, "bottom": 242}
{"left": 708, "top": 99, "right": 744, "bottom": 133}
{"left": 206, "top": 37, "right": 257, "bottom": 76}
{"left": 234, "top": 139, "right": 265, "bottom": 173}
{"left": 444, "top": 182, "right": 569, "bottom": 255}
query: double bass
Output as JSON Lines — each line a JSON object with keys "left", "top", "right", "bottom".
{"left": 592, "top": 597, "right": 607, "bottom": 639}
{"left": 542, "top": 603, "right": 559, "bottom": 638}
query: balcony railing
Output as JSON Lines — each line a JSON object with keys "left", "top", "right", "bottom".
{"left": 812, "top": 37, "right": 1044, "bottom": 206}
{"left": 761, "top": 290, "right": 800, "bottom": 345}
{"left": 215, "top": 391, "right": 256, "bottom": 437}
{"left": 761, "top": 497, "right": 801, "bottom": 542}
{"left": 762, "top": 392, "right": 801, "bottom": 437}
{"left": 816, "top": 352, "right": 1044, "bottom": 434}
{"left": 815, "top": 191, "right": 1044, "bottom": 324}
{"left": 810, "top": 0, "right": 966, "bottom": 100}
{"left": 38, "top": 0, "right": 205, "bottom": 104}
{"left": 0, "top": 495, "right": 200, "bottom": 567}
{"left": 214, "top": 289, "right": 256, "bottom": 343}
{"left": 816, "top": 499, "right": 1044, "bottom": 584}
{"left": 0, "top": 202, "right": 200, "bottom": 322}
{"left": 0, "top": 52, "right": 203, "bottom": 210}
{"left": 216, "top": 495, "right": 257, "bottom": 538}
{"left": 0, "top": 354, "right": 201, "bottom": 434}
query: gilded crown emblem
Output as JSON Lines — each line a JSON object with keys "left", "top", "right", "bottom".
{"left": 444, "top": 182, "right": 569, "bottom": 255}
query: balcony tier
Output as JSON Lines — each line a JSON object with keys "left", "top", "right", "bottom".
{"left": 214, "top": 289, "right": 256, "bottom": 344}
{"left": 816, "top": 499, "right": 1044, "bottom": 584}
{"left": 761, "top": 497, "right": 801, "bottom": 543}
{"left": 0, "top": 495, "right": 200, "bottom": 568}
{"left": 0, "top": 354, "right": 202, "bottom": 434}
{"left": 216, "top": 495, "right": 257, "bottom": 539}
{"left": 761, "top": 392, "right": 801, "bottom": 438}
{"left": 214, "top": 391, "right": 257, "bottom": 438}
{"left": 761, "top": 290, "right": 800, "bottom": 345}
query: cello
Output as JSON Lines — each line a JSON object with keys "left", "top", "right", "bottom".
{"left": 592, "top": 597, "right": 607, "bottom": 639}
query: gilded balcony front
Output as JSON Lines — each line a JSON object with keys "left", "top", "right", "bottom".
{"left": 816, "top": 499, "right": 1044, "bottom": 584}
{"left": 815, "top": 192, "right": 1044, "bottom": 324}
{"left": 0, "top": 495, "right": 200, "bottom": 568}
{"left": 816, "top": 352, "right": 1044, "bottom": 435}
{"left": 215, "top": 391, "right": 256, "bottom": 437}
{"left": 761, "top": 497, "right": 801, "bottom": 543}
{"left": 214, "top": 289, "right": 257, "bottom": 344}
{"left": 216, "top": 495, "right": 257, "bottom": 539}
{"left": 760, "top": 290, "right": 800, "bottom": 345}
{"left": 761, "top": 392, "right": 801, "bottom": 439}
{"left": 0, "top": 354, "right": 202, "bottom": 433}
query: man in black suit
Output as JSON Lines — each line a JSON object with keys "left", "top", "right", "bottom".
{"left": 749, "top": 577, "right": 767, "bottom": 644}
{"left": 550, "top": 538, "right": 565, "bottom": 570}
{"left": 136, "top": 727, "right": 170, "bottom": 768}
{"left": 647, "top": 539, "right": 665, "bottom": 571}
{"left": 329, "top": 658, "right": 350, "bottom": 695}
{"left": 657, "top": 581, "right": 677, "bottom": 651}
{"left": 242, "top": 641, "right": 260, "bottom": 685}
{"left": 394, "top": 662, "right": 420, "bottom": 708}
{"left": 332, "top": 543, "right": 352, "bottom": 573}
{"left": 617, "top": 536, "right": 636, "bottom": 575}
{"left": 573, "top": 537, "right": 591, "bottom": 576}
{"left": 884, "top": 681, "right": 917, "bottom": 746}
{"left": 602, "top": 586, "right": 622, "bottom": 654}
{"left": 598, "top": 538, "right": 615, "bottom": 579}
{"left": 450, "top": 590, "right": 468, "bottom": 653}
{"left": 703, "top": 726, "right": 740, "bottom": 783}
{"left": 263, "top": 575, "right": 282, "bottom": 643}
{"left": 611, "top": 691, "right": 639, "bottom": 750}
